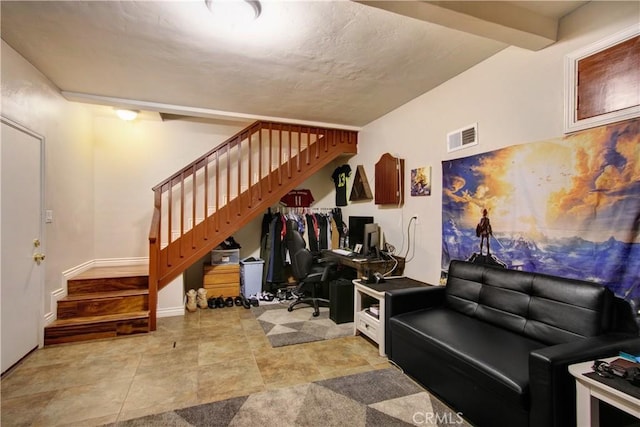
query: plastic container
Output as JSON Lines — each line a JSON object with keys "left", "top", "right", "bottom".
{"left": 240, "top": 257, "right": 265, "bottom": 297}
{"left": 211, "top": 249, "right": 240, "bottom": 265}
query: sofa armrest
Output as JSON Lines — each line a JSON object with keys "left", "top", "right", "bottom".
{"left": 529, "top": 334, "right": 640, "bottom": 427}
{"left": 384, "top": 286, "right": 446, "bottom": 358}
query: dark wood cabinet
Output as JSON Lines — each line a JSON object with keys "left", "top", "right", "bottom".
{"left": 374, "top": 153, "right": 404, "bottom": 205}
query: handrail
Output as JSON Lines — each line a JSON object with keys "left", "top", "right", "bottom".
{"left": 151, "top": 121, "right": 349, "bottom": 193}
{"left": 147, "top": 120, "right": 358, "bottom": 330}
{"left": 151, "top": 121, "right": 261, "bottom": 192}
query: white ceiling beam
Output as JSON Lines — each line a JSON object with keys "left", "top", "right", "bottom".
{"left": 61, "top": 91, "right": 363, "bottom": 131}
{"left": 356, "top": 1, "right": 558, "bottom": 50}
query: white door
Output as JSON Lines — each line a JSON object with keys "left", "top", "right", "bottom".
{"left": 1, "top": 117, "right": 44, "bottom": 374}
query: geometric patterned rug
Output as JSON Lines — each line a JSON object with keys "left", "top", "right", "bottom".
{"left": 109, "top": 368, "right": 472, "bottom": 426}
{"left": 250, "top": 303, "right": 354, "bottom": 348}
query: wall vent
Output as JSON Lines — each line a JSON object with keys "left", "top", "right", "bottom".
{"left": 447, "top": 123, "right": 478, "bottom": 153}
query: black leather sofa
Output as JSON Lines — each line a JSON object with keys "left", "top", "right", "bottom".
{"left": 386, "top": 260, "right": 640, "bottom": 427}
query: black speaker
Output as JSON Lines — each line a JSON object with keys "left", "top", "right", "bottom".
{"left": 330, "top": 279, "right": 354, "bottom": 324}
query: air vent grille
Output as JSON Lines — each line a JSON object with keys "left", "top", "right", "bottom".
{"left": 447, "top": 123, "right": 478, "bottom": 153}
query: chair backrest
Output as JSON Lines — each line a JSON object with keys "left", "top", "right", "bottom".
{"left": 285, "top": 219, "right": 313, "bottom": 281}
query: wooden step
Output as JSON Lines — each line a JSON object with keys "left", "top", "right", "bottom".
{"left": 44, "top": 311, "right": 150, "bottom": 345}
{"left": 57, "top": 289, "right": 149, "bottom": 319}
{"left": 68, "top": 275, "right": 148, "bottom": 295}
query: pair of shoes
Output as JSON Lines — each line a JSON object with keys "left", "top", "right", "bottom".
{"left": 277, "top": 289, "right": 293, "bottom": 301}
{"left": 234, "top": 296, "right": 243, "bottom": 306}
{"left": 259, "top": 291, "right": 275, "bottom": 302}
{"left": 224, "top": 297, "right": 234, "bottom": 307}
{"left": 207, "top": 295, "right": 226, "bottom": 309}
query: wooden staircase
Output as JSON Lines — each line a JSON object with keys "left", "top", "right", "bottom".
{"left": 148, "top": 120, "right": 358, "bottom": 330}
{"left": 44, "top": 265, "right": 150, "bottom": 345}
{"left": 44, "top": 120, "right": 356, "bottom": 345}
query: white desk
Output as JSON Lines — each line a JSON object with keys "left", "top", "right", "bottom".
{"left": 569, "top": 358, "right": 640, "bottom": 427}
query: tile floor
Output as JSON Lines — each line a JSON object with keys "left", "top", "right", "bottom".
{"left": 1, "top": 305, "right": 390, "bottom": 426}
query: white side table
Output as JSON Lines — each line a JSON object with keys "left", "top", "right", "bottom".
{"left": 569, "top": 358, "right": 640, "bottom": 427}
{"left": 353, "top": 279, "right": 386, "bottom": 356}
{"left": 352, "top": 277, "right": 432, "bottom": 357}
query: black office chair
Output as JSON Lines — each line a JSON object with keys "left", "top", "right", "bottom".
{"left": 285, "top": 219, "right": 335, "bottom": 317}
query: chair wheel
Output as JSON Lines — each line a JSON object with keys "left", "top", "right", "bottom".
{"left": 312, "top": 311, "right": 319, "bottom": 317}
{"left": 287, "top": 307, "right": 293, "bottom": 312}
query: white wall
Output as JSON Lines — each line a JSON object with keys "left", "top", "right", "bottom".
{"left": 348, "top": 1, "right": 640, "bottom": 285}
{"left": 1, "top": 40, "right": 95, "bottom": 313}
{"left": 92, "top": 115, "right": 343, "bottom": 261}
{"left": 92, "top": 115, "right": 247, "bottom": 258}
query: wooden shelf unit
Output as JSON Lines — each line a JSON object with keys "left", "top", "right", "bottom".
{"left": 374, "top": 153, "right": 404, "bottom": 205}
{"left": 203, "top": 263, "right": 240, "bottom": 298}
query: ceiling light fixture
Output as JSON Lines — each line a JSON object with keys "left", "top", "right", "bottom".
{"left": 115, "top": 109, "right": 139, "bottom": 121}
{"left": 204, "top": 0, "right": 261, "bottom": 22}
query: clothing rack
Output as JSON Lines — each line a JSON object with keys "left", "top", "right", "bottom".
{"left": 269, "top": 206, "right": 334, "bottom": 215}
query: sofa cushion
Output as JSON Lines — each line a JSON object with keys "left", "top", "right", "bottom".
{"left": 390, "top": 307, "right": 547, "bottom": 407}
{"left": 445, "top": 260, "right": 614, "bottom": 346}
{"left": 525, "top": 274, "right": 612, "bottom": 344}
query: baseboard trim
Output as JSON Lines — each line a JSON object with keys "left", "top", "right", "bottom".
{"left": 94, "top": 257, "right": 149, "bottom": 268}
{"left": 157, "top": 306, "right": 185, "bottom": 318}
{"left": 45, "top": 257, "right": 152, "bottom": 325}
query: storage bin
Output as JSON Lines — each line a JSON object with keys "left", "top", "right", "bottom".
{"left": 240, "top": 257, "right": 265, "bottom": 297}
{"left": 211, "top": 249, "right": 240, "bottom": 265}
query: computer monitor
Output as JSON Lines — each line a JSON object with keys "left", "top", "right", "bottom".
{"left": 363, "top": 223, "right": 380, "bottom": 258}
{"left": 348, "top": 216, "right": 373, "bottom": 250}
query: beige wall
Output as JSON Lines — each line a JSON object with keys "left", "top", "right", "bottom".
{"left": 92, "top": 113, "right": 343, "bottom": 260}
{"left": 348, "top": 1, "right": 640, "bottom": 285}
{"left": 1, "top": 40, "right": 95, "bottom": 313}
{"left": 92, "top": 115, "right": 247, "bottom": 258}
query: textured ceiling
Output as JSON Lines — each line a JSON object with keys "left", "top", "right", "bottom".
{"left": 0, "top": 1, "right": 587, "bottom": 127}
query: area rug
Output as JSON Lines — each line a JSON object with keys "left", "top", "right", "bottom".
{"left": 110, "top": 368, "right": 471, "bottom": 426}
{"left": 250, "top": 303, "right": 354, "bottom": 347}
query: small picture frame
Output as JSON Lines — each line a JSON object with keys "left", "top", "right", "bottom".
{"left": 354, "top": 243, "right": 363, "bottom": 254}
{"left": 411, "top": 166, "right": 431, "bottom": 196}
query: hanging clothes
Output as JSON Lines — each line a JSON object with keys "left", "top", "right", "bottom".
{"left": 332, "top": 164, "right": 352, "bottom": 207}
{"left": 330, "top": 216, "right": 340, "bottom": 249}
{"left": 306, "top": 213, "right": 320, "bottom": 253}
{"left": 265, "top": 213, "right": 288, "bottom": 285}
{"left": 280, "top": 189, "right": 315, "bottom": 208}
{"left": 318, "top": 214, "right": 329, "bottom": 250}
{"left": 331, "top": 208, "right": 346, "bottom": 248}
{"left": 260, "top": 209, "right": 274, "bottom": 291}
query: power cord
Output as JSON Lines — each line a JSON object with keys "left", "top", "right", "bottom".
{"left": 382, "top": 252, "right": 399, "bottom": 277}
{"left": 403, "top": 216, "right": 417, "bottom": 262}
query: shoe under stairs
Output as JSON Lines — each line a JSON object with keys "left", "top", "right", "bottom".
{"left": 44, "top": 265, "right": 150, "bottom": 345}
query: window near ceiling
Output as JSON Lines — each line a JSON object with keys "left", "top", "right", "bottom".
{"left": 564, "top": 25, "right": 640, "bottom": 133}
{"left": 577, "top": 35, "right": 639, "bottom": 121}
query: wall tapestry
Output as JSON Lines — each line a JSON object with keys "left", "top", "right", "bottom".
{"left": 442, "top": 119, "right": 639, "bottom": 302}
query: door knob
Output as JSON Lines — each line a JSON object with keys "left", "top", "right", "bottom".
{"left": 33, "top": 253, "right": 46, "bottom": 265}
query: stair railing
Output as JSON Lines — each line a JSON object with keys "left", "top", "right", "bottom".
{"left": 148, "top": 120, "right": 357, "bottom": 329}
